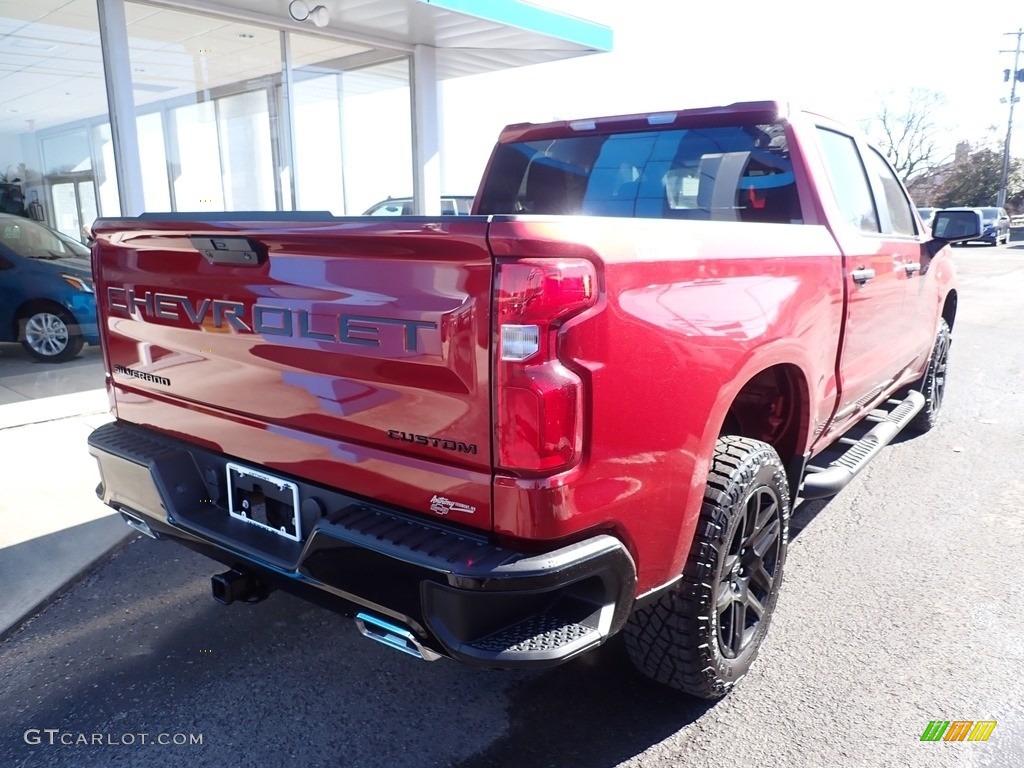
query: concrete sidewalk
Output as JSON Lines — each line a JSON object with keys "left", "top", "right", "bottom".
{"left": 0, "top": 389, "right": 132, "bottom": 638}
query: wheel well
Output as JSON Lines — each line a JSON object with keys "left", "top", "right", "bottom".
{"left": 721, "top": 364, "right": 810, "bottom": 460}
{"left": 941, "top": 290, "right": 957, "bottom": 331}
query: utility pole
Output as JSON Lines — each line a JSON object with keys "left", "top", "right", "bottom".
{"left": 997, "top": 28, "right": 1023, "bottom": 209}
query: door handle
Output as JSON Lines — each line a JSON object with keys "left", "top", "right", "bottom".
{"left": 851, "top": 268, "right": 876, "bottom": 284}
{"left": 904, "top": 262, "right": 922, "bottom": 275}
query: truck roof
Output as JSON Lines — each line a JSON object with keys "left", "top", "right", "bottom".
{"left": 498, "top": 100, "right": 795, "bottom": 141}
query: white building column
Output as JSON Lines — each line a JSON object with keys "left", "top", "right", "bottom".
{"left": 411, "top": 44, "right": 441, "bottom": 215}
{"left": 97, "top": 0, "right": 145, "bottom": 216}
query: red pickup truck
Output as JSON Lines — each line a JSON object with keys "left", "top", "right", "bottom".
{"left": 87, "top": 101, "right": 979, "bottom": 699}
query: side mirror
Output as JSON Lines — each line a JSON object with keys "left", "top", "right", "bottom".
{"left": 931, "top": 209, "right": 982, "bottom": 242}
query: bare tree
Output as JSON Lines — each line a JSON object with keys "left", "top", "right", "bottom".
{"left": 862, "top": 89, "right": 948, "bottom": 184}
{"left": 933, "top": 144, "right": 1023, "bottom": 208}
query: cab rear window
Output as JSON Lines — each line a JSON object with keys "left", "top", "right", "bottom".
{"left": 477, "top": 123, "right": 801, "bottom": 224}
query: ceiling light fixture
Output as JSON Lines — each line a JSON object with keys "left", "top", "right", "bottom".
{"left": 288, "top": 0, "right": 330, "bottom": 28}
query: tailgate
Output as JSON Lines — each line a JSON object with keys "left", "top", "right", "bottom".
{"left": 91, "top": 215, "right": 494, "bottom": 530}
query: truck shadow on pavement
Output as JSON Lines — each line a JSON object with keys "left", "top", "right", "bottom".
{"left": 790, "top": 495, "right": 833, "bottom": 540}
{"left": 0, "top": 537, "right": 713, "bottom": 768}
{"left": 454, "top": 635, "right": 714, "bottom": 768}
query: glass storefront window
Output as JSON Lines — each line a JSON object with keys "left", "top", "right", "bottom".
{"left": 0, "top": 2, "right": 116, "bottom": 228}
{"left": 41, "top": 131, "right": 92, "bottom": 176}
{"left": 172, "top": 102, "right": 224, "bottom": 211}
{"left": 339, "top": 60, "right": 413, "bottom": 215}
{"left": 127, "top": 4, "right": 285, "bottom": 212}
{"left": 3, "top": 1, "right": 420, "bottom": 224}
{"left": 292, "top": 72, "right": 346, "bottom": 213}
{"left": 137, "top": 112, "right": 171, "bottom": 212}
{"left": 0, "top": 3, "right": 412, "bottom": 219}
{"left": 218, "top": 90, "right": 276, "bottom": 211}
{"left": 289, "top": 32, "right": 375, "bottom": 214}
{"left": 93, "top": 124, "right": 121, "bottom": 219}
{"left": 42, "top": 131, "right": 100, "bottom": 240}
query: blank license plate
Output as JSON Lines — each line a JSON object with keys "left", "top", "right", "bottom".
{"left": 226, "top": 463, "right": 301, "bottom": 541}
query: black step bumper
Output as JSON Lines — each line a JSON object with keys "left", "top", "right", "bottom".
{"left": 87, "top": 421, "right": 637, "bottom": 668}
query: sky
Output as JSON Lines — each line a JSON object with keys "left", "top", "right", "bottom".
{"left": 438, "top": 0, "right": 1024, "bottom": 194}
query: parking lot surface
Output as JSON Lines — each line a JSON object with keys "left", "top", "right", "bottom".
{"left": 2, "top": 244, "right": 1023, "bottom": 768}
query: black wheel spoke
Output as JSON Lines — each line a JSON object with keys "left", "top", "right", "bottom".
{"left": 742, "top": 584, "right": 765, "bottom": 621}
{"left": 752, "top": 498, "right": 778, "bottom": 539}
{"left": 749, "top": 561, "right": 775, "bottom": 595}
{"left": 722, "top": 553, "right": 740, "bottom": 579}
{"left": 716, "top": 581, "right": 734, "bottom": 613}
{"left": 726, "top": 599, "right": 745, "bottom": 655}
{"left": 749, "top": 517, "right": 780, "bottom": 560}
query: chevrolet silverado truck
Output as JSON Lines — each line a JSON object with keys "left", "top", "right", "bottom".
{"left": 87, "top": 101, "right": 980, "bottom": 699}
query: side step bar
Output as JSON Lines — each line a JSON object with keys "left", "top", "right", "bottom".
{"left": 801, "top": 390, "right": 925, "bottom": 500}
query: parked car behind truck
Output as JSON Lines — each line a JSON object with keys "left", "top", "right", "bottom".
{"left": 0, "top": 213, "right": 98, "bottom": 361}
{"left": 86, "top": 101, "right": 978, "bottom": 699}
{"left": 363, "top": 196, "right": 473, "bottom": 215}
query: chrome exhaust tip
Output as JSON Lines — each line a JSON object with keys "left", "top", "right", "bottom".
{"left": 118, "top": 508, "right": 159, "bottom": 540}
{"left": 354, "top": 612, "right": 441, "bottom": 661}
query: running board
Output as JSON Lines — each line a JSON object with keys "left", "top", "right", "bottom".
{"left": 801, "top": 391, "right": 925, "bottom": 500}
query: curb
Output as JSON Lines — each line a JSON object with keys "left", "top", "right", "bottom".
{"left": 0, "top": 527, "right": 136, "bottom": 643}
{"left": 0, "top": 388, "right": 108, "bottom": 430}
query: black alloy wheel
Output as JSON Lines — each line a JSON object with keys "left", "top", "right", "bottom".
{"left": 716, "top": 485, "right": 783, "bottom": 659}
{"left": 624, "top": 436, "right": 790, "bottom": 699}
{"left": 908, "top": 319, "right": 951, "bottom": 433}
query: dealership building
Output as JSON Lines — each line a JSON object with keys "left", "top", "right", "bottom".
{"left": 0, "top": 0, "right": 610, "bottom": 240}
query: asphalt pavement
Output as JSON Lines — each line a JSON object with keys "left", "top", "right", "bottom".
{"left": 1, "top": 243, "right": 1023, "bottom": 767}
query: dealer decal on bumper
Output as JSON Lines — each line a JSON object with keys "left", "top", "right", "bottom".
{"left": 429, "top": 495, "right": 476, "bottom": 516}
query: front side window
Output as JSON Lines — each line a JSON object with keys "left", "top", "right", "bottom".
{"left": 865, "top": 149, "right": 917, "bottom": 236}
{"left": 477, "top": 122, "right": 802, "bottom": 224}
{"left": 816, "top": 128, "right": 879, "bottom": 234}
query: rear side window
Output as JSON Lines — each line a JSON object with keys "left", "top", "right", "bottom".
{"left": 815, "top": 129, "right": 879, "bottom": 234}
{"left": 865, "top": 148, "right": 917, "bottom": 236}
{"left": 477, "top": 123, "right": 802, "bottom": 224}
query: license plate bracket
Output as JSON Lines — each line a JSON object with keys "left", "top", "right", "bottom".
{"left": 226, "top": 463, "right": 301, "bottom": 541}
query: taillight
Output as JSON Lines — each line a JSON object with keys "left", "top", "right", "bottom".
{"left": 494, "top": 258, "right": 597, "bottom": 474}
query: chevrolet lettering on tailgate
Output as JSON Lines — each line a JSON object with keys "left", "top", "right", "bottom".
{"left": 106, "top": 287, "right": 438, "bottom": 351}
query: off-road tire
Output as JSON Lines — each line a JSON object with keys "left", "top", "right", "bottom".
{"left": 908, "top": 319, "right": 951, "bottom": 433}
{"left": 624, "top": 436, "right": 790, "bottom": 698}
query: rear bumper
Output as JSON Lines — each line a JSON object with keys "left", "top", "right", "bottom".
{"left": 87, "top": 421, "right": 637, "bottom": 668}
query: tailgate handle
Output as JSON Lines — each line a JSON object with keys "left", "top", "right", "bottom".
{"left": 190, "top": 236, "right": 264, "bottom": 266}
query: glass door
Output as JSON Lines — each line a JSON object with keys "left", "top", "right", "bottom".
{"left": 48, "top": 175, "right": 98, "bottom": 243}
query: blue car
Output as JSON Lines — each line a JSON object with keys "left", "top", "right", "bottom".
{"left": 0, "top": 213, "right": 99, "bottom": 362}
